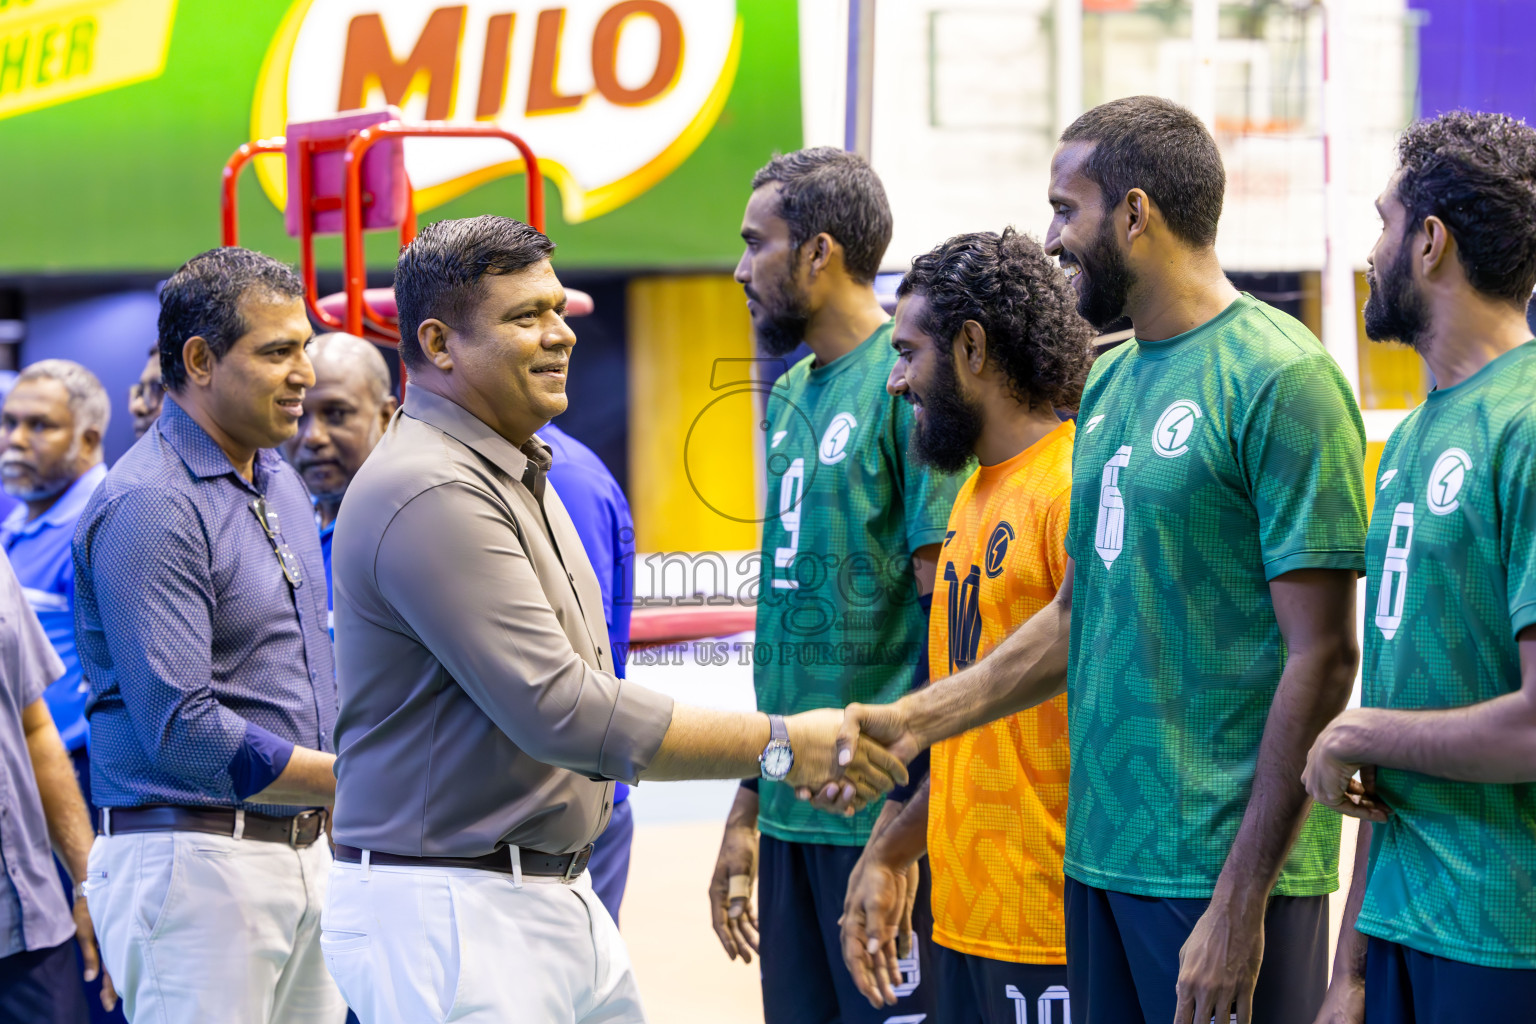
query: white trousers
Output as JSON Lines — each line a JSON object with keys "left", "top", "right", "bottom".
{"left": 322, "top": 861, "right": 647, "bottom": 1023}
{"left": 84, "top": 831, "right": 346, "bottom": 1024}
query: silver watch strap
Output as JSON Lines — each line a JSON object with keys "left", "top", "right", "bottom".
{"left": 768, "top": 714, "right": 788, "bottom": 742}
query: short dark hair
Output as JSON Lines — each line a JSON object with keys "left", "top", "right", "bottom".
{"left": 1060, "top": 96, "right": 1225, "bottom": 248}
{"left": 394, "top": 215, "right": 556, "bottom": 370}
{"left": 157, "top": 247, "right": 303, "bottom": 392}
{"left": 1394, "top": 110, "right": 1536, "bottom": 303}
{"left": 751, "top": 147, "right": 892, "bottom": 284}
{"left": 898, "top": 228, "right": 1095, "bottom": 409}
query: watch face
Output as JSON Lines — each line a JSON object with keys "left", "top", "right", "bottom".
{"left": 762, "top": 743, "right": 794, "bottom": 779}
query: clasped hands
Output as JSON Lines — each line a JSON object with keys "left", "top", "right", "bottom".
{"left": 783, "top": 700, "right": 923, "bottom": 815}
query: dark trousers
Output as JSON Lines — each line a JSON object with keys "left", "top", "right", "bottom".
{"left": 1365, "top": 935, "right": 1536, "bottom": 1022}
{"left": 0, "top": 941, "right": 89, "bottom": 1024}
{"left": 1064, "top": 877, "right": 1328, "bottom": 1023}
{"left": 758, "top": 835, "right": 936, "bottom": 1024}
{"left": 934, "top": 941, "right": 1071, "bottom": 1024}
{"left": 589, "top": 799, "right": 634, "bottom": 926}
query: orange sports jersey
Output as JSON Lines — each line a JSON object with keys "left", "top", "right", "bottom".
{"left": 927, "top": 418, "right": 1073, "bottom": 964}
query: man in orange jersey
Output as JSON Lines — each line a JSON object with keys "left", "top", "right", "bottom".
{"left": 840, "top": 228, "right": 1096, "bottom": 1022}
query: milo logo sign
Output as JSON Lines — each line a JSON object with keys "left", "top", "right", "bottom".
{"left": 252, "top": 0, "right": 741, "bottom": 222}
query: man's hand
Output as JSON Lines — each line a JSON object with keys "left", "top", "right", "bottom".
{"left": 1173, "top": 893, "right": 1265, "bottom": 1024}
{"left": 73, "top": 896, "right": 118, "bottom": 1012}
{"left": 785, "top": 708, "right": 908, "bottom": 814}
{"left": 1311, "top": 971, "right": 1365, "bottom": 1024}
{"left": 1303, "top": 712, "right": 1390, "bottom": 822}
{"left": 802, "top": 701, "right": 922, "bottom": 812}
{"left": 840, "top": 852, "right": 918, "bottom": 1008}
{"left": 708, "top": 787, "right": 761, "bottom": 962}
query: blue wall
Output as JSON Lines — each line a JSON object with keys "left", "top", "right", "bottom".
{"left": 1411, "top": 0, "right": 1536, "bottom": 123}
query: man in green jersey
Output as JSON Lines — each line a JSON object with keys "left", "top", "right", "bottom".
{"left": 707, "top": 147, "right": 962, "bottom": 1023}
{"left": 830, "top": 97, "right": 1367, "bottom": 1023}
{"left": 1304, "top": 111, "right": 1536, "bottom": 1023}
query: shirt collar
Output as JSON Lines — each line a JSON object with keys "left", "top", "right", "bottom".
{"left": 158, "top": 395, "right": 282, "bottom": 491}
{"left": 402, "top": 385, "right": 553, "bottom": 491}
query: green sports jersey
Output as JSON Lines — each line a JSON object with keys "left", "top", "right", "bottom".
{"left": 754, "top": 323, "right": 961, "bottom": 845}
{"left": 1063, "top": 294, "right": 1365, "bottom": 898}
{"left": 1355, "top": 340, "right": 1536, "bottom": 969}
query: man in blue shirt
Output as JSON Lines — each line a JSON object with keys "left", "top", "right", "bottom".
{"left": 0, "top": 555, "right": 115, "bottom": 1022}
{"left": 73, "top": 247, "right": 345, "bottom": 1023}
{"left": 280, "top": 332, "right": 396, "bottom": 634}
{"left": 541, "top": 420, "right": 636, "bottom": 922}
{"left": 2, "top": 360, "right": 110, "bottom": 788}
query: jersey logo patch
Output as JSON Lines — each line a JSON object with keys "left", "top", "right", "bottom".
{"left": 818, "top": 412, "right": 858, "bottom": 465}
{"left": 1426, "top": 448, "right": 1472, "bottom": 515}
{"left": 1152, "top": 400, "right": 1202, "bottom": 458}
{"left": 1378, "top": 468, "right": 1398, "bottom": 490}
{"left": 984, "top": 522, "right": 1015, "bottom": 578}
{"left": 1095, "top": 445, "right": 1133, "bottom": 568}
{"left": 1082, "top": 414, "right": 1105, "bottom": 434}
{"left": 771, "top": 430, "right": 787, "bottom": 449}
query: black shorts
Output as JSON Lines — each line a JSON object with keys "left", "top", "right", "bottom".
{"left": 1365, "top": 935, "right": 1536, "bottom": 1022}
{"left": 934, "top": 941, "right": 1071, "bottom": 1024}
{"left": 1064, "top": 876, "right": 1328, "bottom": 1023}
{"left": 758, "top": 835, "right": 935, "bottom": 1024}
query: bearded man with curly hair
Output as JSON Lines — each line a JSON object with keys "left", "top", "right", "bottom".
{"left": 837, "top": 227, "right": 1095, "bottom": 1020}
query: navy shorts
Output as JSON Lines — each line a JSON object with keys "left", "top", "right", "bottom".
{"left": 934, "top": 941, "right": 1071, "bottom": 1024}
{"left": 1365, "top": 935, "right": 1536, "bottom": 1022}
{"left": 758, "top": 835, "right": 935, "bottom": 1024}
{"left": 1064, "top": 877, "right": 1327, "bottom": 1023}
{"left": 0, "top": 940, "right": 89, "bottom": 1024}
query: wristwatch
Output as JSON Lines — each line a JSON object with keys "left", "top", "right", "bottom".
{"left": 759, "top": 714, "right": 794, "bottom": 781}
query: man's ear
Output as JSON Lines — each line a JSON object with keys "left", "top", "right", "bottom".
{"left": 181, "top": 336, "right": 215, "bottom": 388}
{"left": 804, "top": 233, "right": 835, "bottom": 280}
{"left": 78, "top": 427, "right": 102, "bottom": 461}
{"left": 380, "top": 394, "right": 399, "bottom": 424}
{"left": 1124, "top": 188, "right": 1153, "bottom": 245}
{"left": 957, "top": 320, "right": 988, "bottom": 376}
{"left": 418, "top": 320, "right": 454, "bottom": 372}
{"left": 1420, "top": 215, "right": 1453, "bottom": 279}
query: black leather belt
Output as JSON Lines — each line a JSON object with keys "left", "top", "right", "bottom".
{"left": 101, "top": 806, "right": 328, "bottom": 848}
{"left": 333, "top": 843, "right": 594, "bottom": 882}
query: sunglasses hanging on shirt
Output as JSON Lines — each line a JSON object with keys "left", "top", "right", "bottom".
{"left": 249, "top": 497, "right": 303, "bottom": 589}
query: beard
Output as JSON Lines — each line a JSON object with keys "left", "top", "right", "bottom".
{"left": 1363, "top": 236, "right": 1430, "bottom": 350}
{"left": 0, "top": 461, "right": 72, "bottom": 502}
{"left": 1066, "top": 216, "right": 1137, "bottom": 331}
{"left": 747, "top": 258, "right": 812, "bottom": 357}
{"left": 908, "top": 349, "right": 983, "bottom": 474}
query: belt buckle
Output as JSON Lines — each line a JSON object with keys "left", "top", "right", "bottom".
{"left": 290, "top": 809, "right": 322, "bottom": 848}
{"left": 562, "top": 844, "right": 593, "bottom": 883}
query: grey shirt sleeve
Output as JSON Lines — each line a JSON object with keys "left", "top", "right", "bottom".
{"left": 1, "top": 558, "right": 64, "bottom": 707}
{"left": 373, "top": 481, "right": 673, "bottom": 783}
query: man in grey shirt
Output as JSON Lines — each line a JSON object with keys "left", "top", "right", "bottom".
{"left": 324, "top": 215, "right": 905, "bottom": 1023}
{"left": 0, "top": 555, "right": 113, "bottom": 1021}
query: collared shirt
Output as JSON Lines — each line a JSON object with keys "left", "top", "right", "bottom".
{"left": 331, "top": 386, "right": 673, "bottom": 857}
{"left": 2, "top": 462, "right": 108, "bottom": 752}
{"left": 3, "top": 463, "right": 108, "bottom": 752}
{"left": 73, "top": 397, "right": 335, "bottom": 816}
{"left": 0, "top": 556, "right": 74, "bottom": 958}
{"left": 541, "top": 422, "right": 636, "bottom": 805}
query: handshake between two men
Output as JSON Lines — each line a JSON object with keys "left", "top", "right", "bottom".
{"left": 707, "top": 698, "right": 937, "bottom": 1008}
